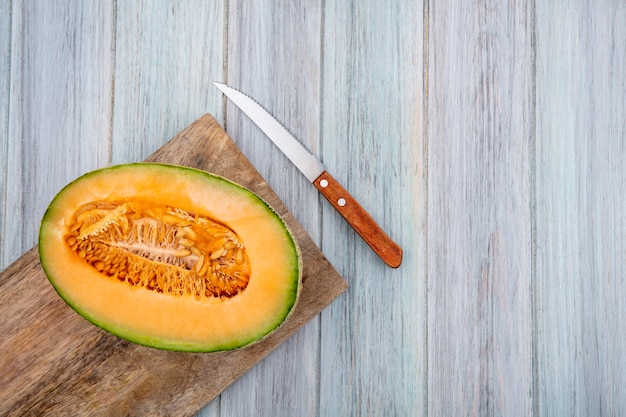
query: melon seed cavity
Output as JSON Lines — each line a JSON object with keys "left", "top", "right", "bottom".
{"left": 65, "top": 200, "right": 250, "bottom": 298}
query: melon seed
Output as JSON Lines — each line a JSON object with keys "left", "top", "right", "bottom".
{"left": 195, "top": 255, "right": 205, "bottom": 273}
{"left": 210, "top": 248, "right": 226, "bottom": 260}
{"left": 173, "top": 248, "right": 192, "bottom": 257}
{"left": 182, "top": 227, "right": 197, "bottom": 240}
{"left": 189, "top": 246, "right": 202, "bottom": 257}
{"left": 178, "top": 238, "right": 195, "bottom": 247}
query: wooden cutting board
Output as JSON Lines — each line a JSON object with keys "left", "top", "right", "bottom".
{"left": 0, "top": 114, "right": 347, "bottom": 417}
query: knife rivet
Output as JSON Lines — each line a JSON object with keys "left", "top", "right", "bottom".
{"left": 338, "top": 198, "right": 346, "bottom": 207}
{"left": 320, "top": 179, "right": 328, "bottom": 188}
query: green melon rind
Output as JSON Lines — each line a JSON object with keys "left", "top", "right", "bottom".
{"left": 38, "top": 162, "right": 302, "bottom": 352}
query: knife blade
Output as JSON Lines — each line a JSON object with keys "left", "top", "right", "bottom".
{"left": 214, "top": 82, "right": 402, "bottom": 268}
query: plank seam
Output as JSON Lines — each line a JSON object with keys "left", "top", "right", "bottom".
{"left": 530, "top": 0, "right": 539, "bottom": 414}
{"left": 107, "top": 0, "right": 117, "bottom": 166}
{"left": 422, "top": 0, "right": 430, "bottom": 415}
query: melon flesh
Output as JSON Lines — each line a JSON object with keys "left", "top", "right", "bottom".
{"left": 38, "top": 163, "right": 301, "bottom": 352}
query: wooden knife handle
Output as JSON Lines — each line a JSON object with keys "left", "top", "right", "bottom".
{"left": 313, "top": 171, "right": 403, "bottom": 268}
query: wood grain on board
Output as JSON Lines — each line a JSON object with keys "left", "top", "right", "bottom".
{"left": 427, "top": 0, "right": 534, "bottom": 415}
{"left": 0, "top": 114, "right": 347, "bottom": 417}
{"left": 535, "top": 2, "right": 626, "bottom": 415}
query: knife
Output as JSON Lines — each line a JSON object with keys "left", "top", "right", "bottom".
{"left": 214, "top": 82, "right": 402, "bottom": 268}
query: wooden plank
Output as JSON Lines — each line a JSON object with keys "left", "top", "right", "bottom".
{"left": 111, "top": 0, "right": 225, "bottom": 165}
{"left": 0, "top": 0, "right": 11, "bottom": 268}
{"left": 535, "top": 2, "right": 626, "bottom": 415}
{"left": 320, "top": 1, "right": 426, "bottom": 415}
{"left": 2, "top": 1, "right": 113, "bottom": 269}
{"left": 219, "top": 1, "right": 324, "bottom": 416}
{"left": 427, "top": 0, "right": 534, "bottom": 415}
{"left": 0, "top": 114, "right": 347, "bottom": 417}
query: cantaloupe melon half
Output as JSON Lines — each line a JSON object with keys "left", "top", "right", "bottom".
{"left": 38, "top": 163, "right": 301, "bottom": 352}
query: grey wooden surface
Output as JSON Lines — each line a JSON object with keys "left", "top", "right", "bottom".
{"left": 1, "top": 1, "right": 624, "bottom": 416}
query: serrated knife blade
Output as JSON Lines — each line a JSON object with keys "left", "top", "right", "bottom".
{"left": 214, "top": 82, "right": 402, "bottom": 268}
